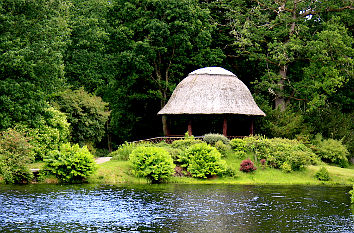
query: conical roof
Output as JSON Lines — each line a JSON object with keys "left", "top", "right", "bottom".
{"left": 158, "top": 67, "right": 265, "bottom": 116}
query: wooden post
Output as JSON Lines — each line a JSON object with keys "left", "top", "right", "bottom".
{"left": 223, "top": 117, "right": 227, "bottom": 136}
{"left": 162, "top": 115, "right": 170, "bottom": 136}
{"left": 249, "top": 118, "right": 254, "bottom": 135}
{"left": 188, "top": 119, "right": 192, "bottom": 136}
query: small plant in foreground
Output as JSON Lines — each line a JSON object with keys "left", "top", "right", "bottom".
{"left": 315, "top": 167, "right": 330, "bottom": 181}
{"left": 240, "top": 159, "right": 257, "bottom": 173}
{"left": 44, "top": 143, "right": 97, "bottom": 183}
{"left": 129, "top": 146, "right": 174, "bottom": 183}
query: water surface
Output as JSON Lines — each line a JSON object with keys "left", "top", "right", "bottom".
{"left": 0, "top": 184, "right": 353, "bottom": 232}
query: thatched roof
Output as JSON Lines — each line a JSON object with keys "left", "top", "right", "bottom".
{"left": 158, "top": 67, "right": 265, "bottom": 116}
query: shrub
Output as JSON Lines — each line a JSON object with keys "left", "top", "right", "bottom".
{"left": 250, "top": 137, "right": 318, "bottom": 170}
{"left": 171, "top": 138, "right": 202, "bottom": 150}
{"left": 280, "top": 162, "right": 292, "bottom": 173}
{"left": 315, "top": 167, "right": 330, "bottom": 181}
{"left": 240, "top": 159, "right": 257, "bottom": 173}
{"left": 16, "top": 107, "right": 70, "bottom": 160}
{"left": 44, "top": 143, "right": 97, "bottom": 183}
{"left": 51, "top": 88, "right": 110, "bottom": 146}
{"left": 129, "top": 146, "right": 174, "bottom": 183}
{"left": 230, "top": 138, "right": 246, "bottom": 151}
{"left": 203, "top": 133, "right": 230, "bottom": 145}
{"left": 214, "top": 140, "right": 232, "bottom": 157}
{"left": 0, "top": 129, "right": 34, "bottom": 184}
{"left": 314, "top": 138, "right": 349, "bottom": 167}
{"left": 179, "top": 143, "right": 226, "bottom": 179}
{"left": 110, "top": 142, "right": 139, "bottom": 161}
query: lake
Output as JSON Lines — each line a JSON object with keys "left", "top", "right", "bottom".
{"left": 0, "top": 184, "right": 353, "bottom": 232}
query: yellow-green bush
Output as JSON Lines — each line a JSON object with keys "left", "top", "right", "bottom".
{"left": 44, "top": 143, "right": 97, "bottom": 183}
{"left": 129, "top": 146, "right": 174, "bottom": 183}
{"left": 313, "top": 138, "right": 349, "bottom": 168}
{"left": 179, "top": 143, "right": 226, "bottom": 179}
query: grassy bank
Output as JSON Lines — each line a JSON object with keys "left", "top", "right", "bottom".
{"left": 87, "top": 160, "right": 354, "bottom": 186}
{"left": 0, "top": 160, "right": 352, "bottom": 185}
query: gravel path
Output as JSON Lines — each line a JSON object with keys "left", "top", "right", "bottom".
{"left": 95, "top": 157, "right": 112, "bottom": 164}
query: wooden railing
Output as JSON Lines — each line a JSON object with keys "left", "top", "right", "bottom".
{"left": 131, "top": 135, "right": 245, "bottom": 144}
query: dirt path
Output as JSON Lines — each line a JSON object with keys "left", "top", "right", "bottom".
{"left": 95, "top": 157, "right": 112, "bottom": 164}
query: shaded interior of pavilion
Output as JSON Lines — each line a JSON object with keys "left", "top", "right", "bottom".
{"left": 164, "top": 114, "right": 256, "bottom": 137}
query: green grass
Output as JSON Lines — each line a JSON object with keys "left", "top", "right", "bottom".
{"left": 2, "top": 151, "right": 352, "bottom": 186}
{"left": 87, "top": 160, "right": 149, "bottom": 184}
{"left": 85, "top": 158, "right": 353, "bottom": 186}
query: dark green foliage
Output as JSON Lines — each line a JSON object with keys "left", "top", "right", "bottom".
{"left": 51, "top": 88, "right": 110, "bottom": 146}
{"left": 0, "top": 0, "right": 71, "bottom": 130}
{"left": 240, "top": 159, "right": 257, "bottom": 173}
{"left": 106, "top": 0, "right": 225, "bottom": 142}
{"left": 203, "top": 133, "right": 230, "bottom": 145}
{"left": 307, "top": 108, "right": 354, "bottom": 157}
{"left": 129, "top": 146, "right": 175, "bottom": 183}
{"left": 315, "top": 167, "right": 330, "bottom": 181}
{"left": 179, "top": 143, "right": 226, "bottom": 179}
{"left": 65, "top": 0, "right": 113, "bottom": 93}
{"left": 44, "top": 143, "right": 97, "bottom": 183}
{"left": 0, "top": 128, "right": 34, "bottom": 184}
{"left": 313, "top": 138, "right": 349, "bottom": 168}
{"left": 260, "top": 108, "right": 312, "bottom": 139}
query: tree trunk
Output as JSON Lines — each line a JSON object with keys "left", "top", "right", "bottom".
{"left": 275, "top": 64, "right": 287, "bottom": 111}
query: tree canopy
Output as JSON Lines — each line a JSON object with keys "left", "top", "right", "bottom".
{"left": 0, "top": 0, "right": 352, "bottom": 155}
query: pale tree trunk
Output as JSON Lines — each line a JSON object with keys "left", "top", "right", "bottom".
{"left": 155, "top": 49, "right": 174, "bottom": 136}
{"left": 274, "top": 0, "right": 298, "bottom": 111}
{"left": 275, "top": 64, "right": 287, "bottom": 111}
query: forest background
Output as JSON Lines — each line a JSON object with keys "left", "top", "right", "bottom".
{"left": 0, "top": 0, "right": 353, "bottom": 157}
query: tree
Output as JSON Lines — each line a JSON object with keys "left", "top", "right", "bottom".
{"left": 226, "top": 0, "right": 353, "bottom": 111}
{"left": 0, "top": 0, "right": 71, "bottom": 129}
{"left": 51, "top": 88, "right": 110, "bottom": 147}
{"left": 107, "top": 0, "right": 225, "bottom": 140}
{"left": 64, "top": 0, "right": 114, "bottom": 93}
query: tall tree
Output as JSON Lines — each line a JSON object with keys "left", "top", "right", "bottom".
{"left": 0, "top": 0, "right": 71, "bottom": 129}
{"left": 64, "top": 0, "right": 114, "bottom": 93}
{"left": 226, "top": 0, "right": 353, "bottom": 111}
{"left": 107, "top": 0, "right": 225, "bottom": 140}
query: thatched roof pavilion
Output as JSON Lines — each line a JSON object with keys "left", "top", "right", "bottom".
{"left": 158, "top": 67, "right": 265, "bottom": 136}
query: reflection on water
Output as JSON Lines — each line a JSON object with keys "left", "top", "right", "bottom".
{"left": 0, "top": 184, "right": 353, "bottom": 232}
